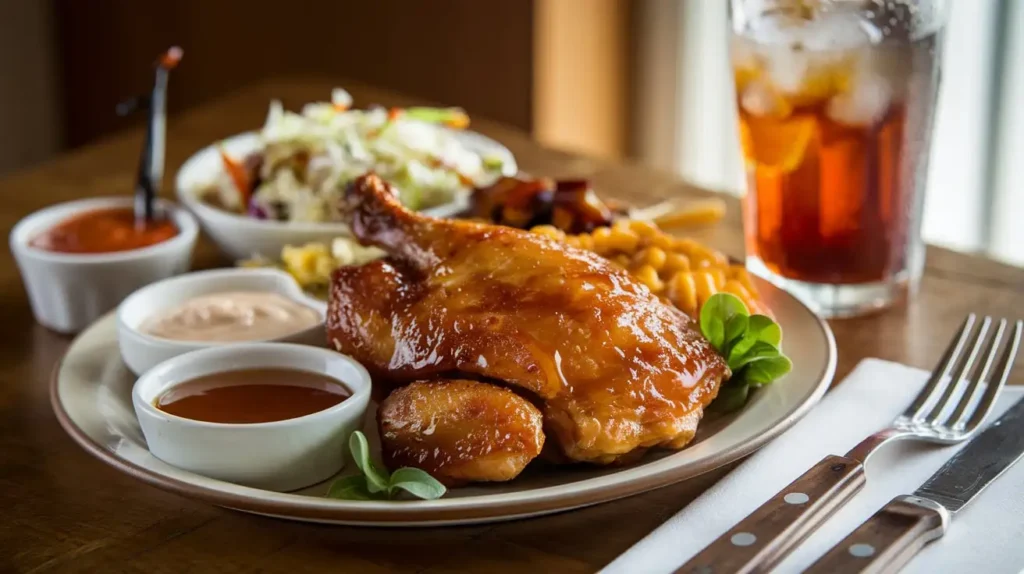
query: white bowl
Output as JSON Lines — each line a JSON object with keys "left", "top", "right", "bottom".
{"left": 117, "top": 267, "right": 328, "bottom": 375}
{"left": 175, "top": 131, "right": 517, "bottom": 261}
{"left": 132, "top": 343, "right": 372, "bottom": 492}
{"left": 10, "top": 197, "right": 199, "bottom": 334}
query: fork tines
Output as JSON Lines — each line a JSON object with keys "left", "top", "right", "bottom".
{"left": 902, "top": 314, "right": 1022, "bottom": 436}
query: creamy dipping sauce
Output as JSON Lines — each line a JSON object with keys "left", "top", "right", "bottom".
{"left": 156, "top": 367, "right": 351, "bottom": 423}
{"left": 140, "top": 291, "right": 320, "bottom": 342}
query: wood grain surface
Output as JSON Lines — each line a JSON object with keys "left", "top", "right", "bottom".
{"left": 805, "top": 497, "right": 946, "bottom": 574}
{"left": 1, "top": 79, "right": 1021, "bottom": 574}
{"left": 676, "top": 455, "right": 867, "bottom": 573}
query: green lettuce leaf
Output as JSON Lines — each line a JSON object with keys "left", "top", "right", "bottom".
{"left": 326, "top": 432, "right": 447, "bottom": 502}
{"left": 699, "top": 293, "right": 791, "bottom": 413}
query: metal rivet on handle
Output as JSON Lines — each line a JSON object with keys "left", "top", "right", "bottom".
{"left": 731, "top": 533, "right": 757, "bottom": 547}
{"left": 784, "top": 492, "right": 810, "bottom": 504}
{"left": 849, "top": 543, "right": 876, "bottom": 558}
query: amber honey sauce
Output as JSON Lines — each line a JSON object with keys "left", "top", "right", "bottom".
{"left": 156, "top": 368, "right": 350, "bottom": 424}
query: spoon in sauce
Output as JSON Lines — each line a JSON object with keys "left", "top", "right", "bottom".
{"left": 119, "top": 46, "right": 183, "bottom": 226}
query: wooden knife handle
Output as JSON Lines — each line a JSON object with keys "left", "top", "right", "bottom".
{"left": 675, "top": 454, "right": 866, "bottom": 574}
{"left": 804, "top": 495, "right": 948, "bottom": 574}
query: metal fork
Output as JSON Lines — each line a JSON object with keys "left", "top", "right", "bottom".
{"left": 675, "top": 314, "right": 1022, "bottom": 574}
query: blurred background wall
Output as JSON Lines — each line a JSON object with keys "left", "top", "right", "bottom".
{"left": 0, "top": 1, "right": 61, "bottom": 173}
{"left": 54, "top": 0, "right": 535, "bottom": 148}
{"left": 7, "top": 0, "right": 628, "bottom": 161}
{"left": 1, "top": 0, "right": 1021, "bottom": 265}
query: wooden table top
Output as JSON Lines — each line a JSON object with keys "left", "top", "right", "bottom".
{"left": 2, "top": 78, "right": 1021, "bottom": 574}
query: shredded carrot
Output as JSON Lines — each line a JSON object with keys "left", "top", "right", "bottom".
{"left": 443, "top": 111, "right": 470, "bottom": 130}
{"left": 366, "top": 108, "right": 405, "bottom": 139}
{"left": 218, "top": 148, "right": 251, "bottom": 206}
{"left": 424, "top": 156, "right": 474, "bottom": 187}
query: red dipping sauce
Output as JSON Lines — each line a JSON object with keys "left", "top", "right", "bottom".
{"left": 30, "top": 207, "right": 178, "bottom": 254}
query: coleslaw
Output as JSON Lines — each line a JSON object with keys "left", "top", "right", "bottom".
{"left": 200, "top": 88, "right": 509, "bottom": 223}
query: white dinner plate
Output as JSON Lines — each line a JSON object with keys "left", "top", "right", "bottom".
{"left": 51, "top": 277, "right": 835, "bottom": 527}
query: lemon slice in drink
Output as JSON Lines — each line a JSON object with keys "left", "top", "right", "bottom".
{"left": 740, "top": 115, "right": 815, "bottom": 174}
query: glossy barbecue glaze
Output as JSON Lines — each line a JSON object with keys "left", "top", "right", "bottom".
{"left": 327, "top": 174, "right": 728, "bottom": 466}
{"left": 378, "top": 379, "right": 545, "bottom": 486}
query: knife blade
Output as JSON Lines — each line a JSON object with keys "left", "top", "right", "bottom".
{"left": 914, "top": 394, "right": 1024, "bottom": 513}
{"left": 807, "top": 395, "right": 1024, "bottom": 573}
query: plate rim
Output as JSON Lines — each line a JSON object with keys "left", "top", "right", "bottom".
{"left": 50, "top": 286, "right": 836, "bottom": 526}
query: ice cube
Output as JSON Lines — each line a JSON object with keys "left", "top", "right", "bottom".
{"left": 747, "top": 9, "right": 882, "bottom": 50}
{"left": 762, "top": 45, "right": 811, "bottom": 95}
{"left": 826, "top": 72, "right": 892, "bottom": 126}
{"left": 746, "top": 12, "right": 878, "bottom": 98}
{"left": 730, "top": 36, "right": 760, "bottom": 71}
{"left": 742, "top": 8, "right": 886, "bottom": 104}
{"left": 741, "top": 79, "right": 792, "bottom": 119}
{"left": 800, "top": 11, "right": 884, "bottom": 50}
{"left": 747, "top": 13, "right": 808, "bottom": 46}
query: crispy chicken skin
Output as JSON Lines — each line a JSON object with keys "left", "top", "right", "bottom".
{"left": 327, "top": 174, "right": 728, "bottom": 465}
{"left": 378, "top": 379, "right": 545, "bottom": 485}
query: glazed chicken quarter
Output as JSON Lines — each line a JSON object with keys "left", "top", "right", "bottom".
{"left": 327, "top": 174, "right": 728, "bottom": 483}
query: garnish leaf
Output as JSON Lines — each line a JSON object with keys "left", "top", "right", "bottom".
{"left": 743, "top": 355, "right": 793, "bottom": 384}
{"left": 723, "top": 314, "right": 749, "bottom": 353}
{"left": 748, "top": 314, "right": 782, "bottom": 346}
{"left": 326, "top": 431, "right": 448, "bottom": 502}
{"left": 728, "top": 340, "right": 782, "bottom": 372}
{"left": 727, "top": 316, "right": 780, "bottom": 364}
{"left": 727, "top": 330, "right": 758, "bottom": 363}
{"left": 349, "top": 431, "right": 390, "bottom": 493}
{"left": 703, "top": 316, "right": 725, "bottom": 350}
{"left": 326, "top": 474, "right": 377, "bottom": 501}
{"left": 700, "top": 292, "right": 749, "bottom": 350}
{"left": 388, "top": 467, "right": 447, "bottom": 500}
{"left": 699, "top": 293, "right": 791, "bottom": 413}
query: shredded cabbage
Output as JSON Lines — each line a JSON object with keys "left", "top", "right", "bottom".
{"left": 210, "top": 89, "right": 507, "bottom": 223}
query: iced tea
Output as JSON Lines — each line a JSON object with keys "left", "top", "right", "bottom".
{"left": 731, "top": 1, "right": 944, "bottom": 316}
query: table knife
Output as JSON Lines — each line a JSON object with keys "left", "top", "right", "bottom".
{"left": 806, "top": 395, "right": 1024, "bottom": 573}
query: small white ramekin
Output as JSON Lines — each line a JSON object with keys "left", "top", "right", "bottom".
{"left": 10, "top": 197, "right": 199, "bottom": 334}
{"left": 132, "top": 343, "right": 371, "bottom": 492}
{"left": 117, "top": 267, "right": 328, "bottom": 375}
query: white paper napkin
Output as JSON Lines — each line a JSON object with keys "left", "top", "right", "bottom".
{"left": 602, "top": 359, "right": 1024, "bottom": 574}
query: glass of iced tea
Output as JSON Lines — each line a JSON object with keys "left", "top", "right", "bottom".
{"left": 729, "top": 0, "right": 946, "bottom": 317}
